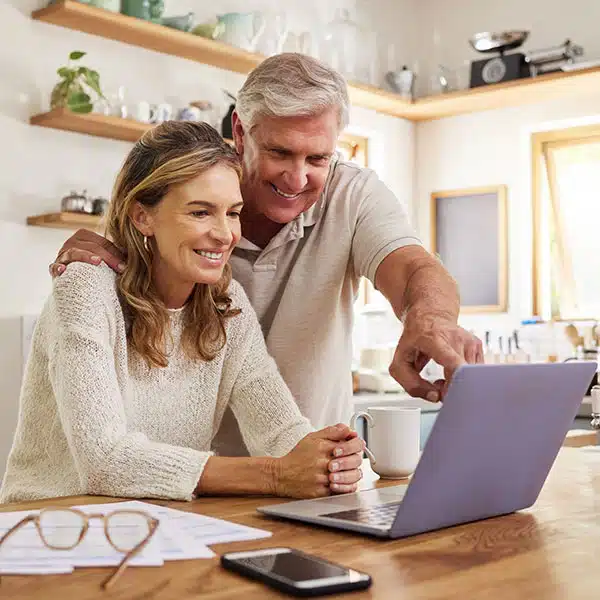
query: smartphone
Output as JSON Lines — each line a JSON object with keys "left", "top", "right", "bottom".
{"left": 221, "top": 547, "right": 372, "bottom": 597}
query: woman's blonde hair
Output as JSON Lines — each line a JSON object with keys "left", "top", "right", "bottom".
{"left": 105, "top": 121, "right": 242, "bottom": 368}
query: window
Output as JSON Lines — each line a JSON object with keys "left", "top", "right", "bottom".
{"left": 532, "top": 124, "right": 600, "bottom": 320}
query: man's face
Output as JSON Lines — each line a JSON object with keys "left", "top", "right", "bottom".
{"left": 234, "top": 108, "right": 339, "bottom": 225}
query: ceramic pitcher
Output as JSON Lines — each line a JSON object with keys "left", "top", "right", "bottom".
{"left": 213, "top": 12, "right": 266, "bottom": 52}
{"left": 121, "top": 0, "right": 163, "bottom": 22}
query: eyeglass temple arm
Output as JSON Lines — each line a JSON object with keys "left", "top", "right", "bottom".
{"left": 0, "top": 516, "right": 36, "bottom": 584}
{"left": 101, "top": 522, "right": 159, "bottom": 590}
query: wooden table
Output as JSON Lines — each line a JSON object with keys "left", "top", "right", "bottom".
{"left": 1, "top": 448, "right": 599, "bottom": 599}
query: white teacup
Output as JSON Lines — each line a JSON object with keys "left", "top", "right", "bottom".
{"left": 134, "top": 101, "right": 152, "bottom": 123}
{"left": 350, "top": 407, "right": 421, "bottom": 479}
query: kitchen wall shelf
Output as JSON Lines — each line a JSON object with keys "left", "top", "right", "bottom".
{"left": 33, "top": 0, "right": 263, "bottom": 74}
{"left": 31, "top": 1, "right": 415, "bottom": 120}
{"left": 30, "top": 108, "right": 235, "bottom": 145}
{"left": 31, "top": 3, "right": 600, "bottom": 122}
{"left": 410, "top": 66, "right": 600, "bottom": 121}
{"left": 30, "top": 108, "right": 151, "bottom": 142}
{"left": 27, "top": 212, "right": 103, "bottom": 230}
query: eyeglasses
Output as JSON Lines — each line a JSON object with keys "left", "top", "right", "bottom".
{"left": 0, "top": 507, "right": 159, "bottom": 589}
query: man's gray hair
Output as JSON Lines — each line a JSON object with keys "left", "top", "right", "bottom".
{"left": 236, "top": 53, "right": 349, "bottom": 132}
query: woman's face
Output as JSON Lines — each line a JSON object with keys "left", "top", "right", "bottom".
{"left": 134, "top": 164, "right": 243, "bottom": 306}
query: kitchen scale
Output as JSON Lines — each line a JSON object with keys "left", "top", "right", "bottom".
{"left": 469, "top": 30, "right": 530, "bottom": 87}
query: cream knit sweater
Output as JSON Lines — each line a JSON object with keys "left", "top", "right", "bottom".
{"left": 0, "top": 263, "right": 313, "bottom": 504}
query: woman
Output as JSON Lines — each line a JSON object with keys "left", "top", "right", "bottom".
{"left": 0, "top": 121, "right": 362, "bottom": 504}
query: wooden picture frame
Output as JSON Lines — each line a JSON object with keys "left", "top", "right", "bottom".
{"left": 337, "top": 133, "right": 369, "bottom": 168}
{"left": 430, "top": 185, "right": 508, "bottom": 313}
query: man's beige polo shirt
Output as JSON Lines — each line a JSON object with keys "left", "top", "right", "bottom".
{"left": 213, "top": 156, "right": 421, "bottom": 455}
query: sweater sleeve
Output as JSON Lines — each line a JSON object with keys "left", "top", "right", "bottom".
{"left": 226, "top": 282, "right": 315, "bottom": 457}
{"left": 49, "top": 263, "right": 210, "bottom": 501}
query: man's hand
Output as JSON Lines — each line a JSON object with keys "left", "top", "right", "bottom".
{"left": 49, "top": 229, "right": 126, "bottom": 277}
{"left": 390, "top": 316, "right": 483, "bottom": 402}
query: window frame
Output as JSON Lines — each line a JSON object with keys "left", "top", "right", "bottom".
{"left": 531, "top": 123, "right": 600, "bottom": 318}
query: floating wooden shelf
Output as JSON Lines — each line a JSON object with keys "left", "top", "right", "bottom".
{"left": 29, "top": 108, "right": 235, "bottom": 144}
{"left": 32, "top": 0, "right": 263, "bottom": 74}
{"left": 31, "top": 1, "right": 600, "bottom": 123}
{"left": 30, "top": 108, "right": 151, "bottom": 142}
{"left": 409, "top": 65, "right": 600, "bottom": 121}
{"left": 27, "top": 212, "right": 103, "bottom": 230}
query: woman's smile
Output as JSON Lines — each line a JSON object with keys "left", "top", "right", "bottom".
{"left": 193, "top": 248, "right": 227, "bottom": 266}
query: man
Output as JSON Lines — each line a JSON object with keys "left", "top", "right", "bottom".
{"left": 50, "top": 53, "right": 482, "bottom": 453}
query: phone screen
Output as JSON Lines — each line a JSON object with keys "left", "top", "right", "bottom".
{"left": 234, "top": 550, "right": 350, "bottom": 583}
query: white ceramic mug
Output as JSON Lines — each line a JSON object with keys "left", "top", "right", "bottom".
{"left": 350, "top": 407, "right": 421, "bottom": 479}
{"left": 134, "top": 101, "right": 152, "bottom": 123}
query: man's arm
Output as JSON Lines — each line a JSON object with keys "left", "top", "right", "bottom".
{"left": 375, "top": 245, "right": 483, "bottom": 401}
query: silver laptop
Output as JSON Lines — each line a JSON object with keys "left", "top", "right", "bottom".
{"left": 258, "top": 362, "right": 596, "bottom": 538}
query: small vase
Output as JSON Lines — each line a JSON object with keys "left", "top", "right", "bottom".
{"left": 50, "top": 80, "right": 83, "bottom": 110}
{"left": 121, "top": 0, "right": 163, "bottom": 22}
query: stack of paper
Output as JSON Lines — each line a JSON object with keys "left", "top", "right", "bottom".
{"left": 0, "top": 500, "right": 271, "bottom": 575}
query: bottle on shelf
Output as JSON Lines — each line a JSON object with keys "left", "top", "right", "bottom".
{"left": 483, "top": 331, "right": 496, "bottom": 364}
{"left": 496, "top": 336, "right": 506, "bottom": 364}
{"left": 505, "top": 337, "right": 516, "bottom": 363}
{"left": 512, "top": 330, "right": 530, "bottom": 363}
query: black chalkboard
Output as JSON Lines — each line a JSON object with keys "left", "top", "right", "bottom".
{"left": 430, "top": 186, "right": 508, "bottom": 312}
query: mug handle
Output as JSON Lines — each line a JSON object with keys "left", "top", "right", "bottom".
{"left": 349, "top": 411, "right": 377, "bottom": 465}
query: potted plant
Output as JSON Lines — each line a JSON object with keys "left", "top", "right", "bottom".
{"left": 50, "top": 51, "right": 105, "bottom": 113}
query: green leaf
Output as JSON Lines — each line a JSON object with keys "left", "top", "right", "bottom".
{"left": 83, "top": 70, "right": 103, "bottom": 97}
{"left": 57, "top": 67, "right": 72, "bottom": 78}
{"left": 69, "top": 51, "right": 86, "bottom": 61}
{"left": 67, "top": 90, "right": 92, "bottom": 112}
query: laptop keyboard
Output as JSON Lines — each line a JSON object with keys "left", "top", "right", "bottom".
{"left": 321, "top": 502, "right": 402, "bottom": 528}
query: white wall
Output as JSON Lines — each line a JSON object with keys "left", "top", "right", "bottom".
{"left": 413, "top": 0, "right": 600, "bottom": 97}
{"left": 416, "top": 93, "right": 600, "bottom": 336}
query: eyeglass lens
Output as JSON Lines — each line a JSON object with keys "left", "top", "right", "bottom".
{"left": 38, "top": 509, "right": 85, "bottom": 549}
{"left": 105, "top": 511, "right": 151, "bottom": 552}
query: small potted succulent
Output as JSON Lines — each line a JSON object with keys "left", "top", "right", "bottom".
{"left": 50, "top": 51, "right": 105, "bottom": 113}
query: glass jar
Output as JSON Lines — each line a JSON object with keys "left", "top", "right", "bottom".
{"left": 323, "top": 8, "right": 360, "bottom": 80}
{"left": 89, "top": 0, "right": 121, "bottom": 11}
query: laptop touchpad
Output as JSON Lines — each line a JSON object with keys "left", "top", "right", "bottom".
{"left": 313, "top": 486, "right": 407, "bottom": 512}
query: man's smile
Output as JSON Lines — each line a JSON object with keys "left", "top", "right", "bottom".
{"left": 270, "top": 183, "right": 301, "bottom": 199}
